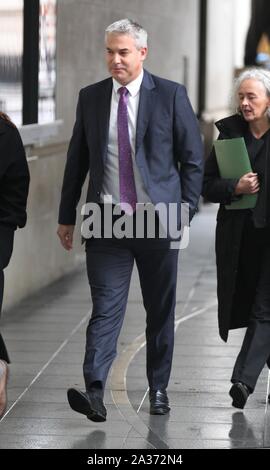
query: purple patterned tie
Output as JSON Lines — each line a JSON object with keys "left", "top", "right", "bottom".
{"left": 117, "top": 87, "right": 137, "bottom": 214}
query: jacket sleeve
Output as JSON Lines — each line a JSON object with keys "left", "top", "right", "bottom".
{"left": 202, "top": 137, "right": 240, "bottom": 205}
{"left": 58, "top": 90, "right": 90, "bottom": 225}
{"left": 0, "top": 126, "right": 30, "bottom": 229}
{"left": 173, "top": 85, "right": 204, "bottom": 221}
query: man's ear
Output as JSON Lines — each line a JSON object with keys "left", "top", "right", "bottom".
{"left": 140, "top": 47, "right": 148, "bottom": 61}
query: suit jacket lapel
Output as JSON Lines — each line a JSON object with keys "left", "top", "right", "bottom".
{"left": 135, "top": 70, "right": 156, "bottom": 153}
{"left": 98, "top": 78, "right": 112, "bottom": 163}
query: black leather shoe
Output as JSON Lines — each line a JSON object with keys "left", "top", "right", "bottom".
{"left": 268, "top": 394, "right": 270, "bottom": 404}
{"left": 67, "top": 388, "right": 107, "bottom": 422}
{"left": 229, "top": 382, "right": 250, "bottom": 409}
{"left": 149, "top": 389, "right": 170, "bottom": 415}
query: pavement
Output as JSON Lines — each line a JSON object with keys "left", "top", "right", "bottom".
{"left": 0, "top": 203, "right": 269, "bottom": 449}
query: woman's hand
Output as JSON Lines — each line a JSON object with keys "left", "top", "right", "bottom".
{"left": 234, "top": 172, "right": 260, "bottom": 195}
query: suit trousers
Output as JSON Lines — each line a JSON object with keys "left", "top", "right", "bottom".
{"left": 0, "top": 225, "right": 14, "bottom": 362}
{"left": 83, "top": 235, "right": 179, "bottom": 393}
{"left": 231, "top": 221, "right": 270, "bottom": 391}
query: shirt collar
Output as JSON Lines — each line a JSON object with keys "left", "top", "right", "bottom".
{"left": 113, "top": 69, "right": 144, "bottom": 97}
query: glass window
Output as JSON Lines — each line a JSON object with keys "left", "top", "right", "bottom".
{"left": 0, "top": 0, "right": 57, "bottom": 126}
{"left": 39, "top": 0, "right": 57, "bottom": 124}
{"left": 0, "top": 0, "right": 23, "bottom": 126}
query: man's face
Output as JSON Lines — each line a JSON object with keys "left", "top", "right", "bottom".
{"left": 105, "top": 33, "right": 147, "bottom": 85}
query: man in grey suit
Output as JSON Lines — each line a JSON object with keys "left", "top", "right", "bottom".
{"left": 57, "top": 19, "right": 203, "bottom": 422}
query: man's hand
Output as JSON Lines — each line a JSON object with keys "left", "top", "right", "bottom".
{"left": 234, "top": 172, "right": 260, "bottom": 195}
{"left": 57, "top": 224, "right": 75, "bottom": 251}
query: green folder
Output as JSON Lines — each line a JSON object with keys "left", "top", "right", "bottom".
{"left": 214, "top": 137, "right": 258, "bottom": 210}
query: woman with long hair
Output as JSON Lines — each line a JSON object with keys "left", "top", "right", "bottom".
{"left": 0, "top": 111, "right": 30, "bottom": 418}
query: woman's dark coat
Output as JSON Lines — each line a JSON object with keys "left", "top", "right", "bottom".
{"left": 202, "top": 114, "right": 270, "bottom": 342}
{"left": 0, "top": 116, "right": 29, "bottom": 361}
{"left": 0, "top": 117, "right": 29, "bottom": 230}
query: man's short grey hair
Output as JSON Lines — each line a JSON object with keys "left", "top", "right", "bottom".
{"left": 234, "top": 67, "right": 270, "bottom": 118}
{"left": 105, "top": 18, "right": 148, "bottom": 49}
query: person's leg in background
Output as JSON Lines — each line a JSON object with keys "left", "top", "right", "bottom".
{"left": 0, "top": 226, "right": 14, "bottom": 418}
{"left": 0, "top": 269, "right": 10, "bottom": 363}
{"left": 0, "top": 270, "right": 9, "bottom": 418}
{"left": 230, "top": 243, "right": 270, "bottom": 408}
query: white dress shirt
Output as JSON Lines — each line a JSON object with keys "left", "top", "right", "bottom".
{"left": 101, "top": 69, "right": 151, "bottom": 205}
